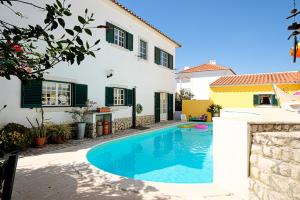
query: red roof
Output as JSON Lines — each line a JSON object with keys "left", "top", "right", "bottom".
{"left": 179, "top": 64, "right": 234, "bottom": 74}
{"left": 210, "top": 71, "right": 300, "bottom": 86}
{"left": 110, "top": 0, "right": 181, "bottom": 48}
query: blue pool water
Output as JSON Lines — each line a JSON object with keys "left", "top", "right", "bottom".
{"left": 87, "top": 123, "right": 213, "bottom": 184}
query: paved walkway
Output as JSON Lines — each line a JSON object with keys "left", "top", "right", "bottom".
{"left": 13, "top": 122, "right": 241, "bottom": 200}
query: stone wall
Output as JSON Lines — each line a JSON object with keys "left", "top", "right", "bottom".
{"left": 249, "top": 123, "right": 300, "bottom": 133}
{"left": 249, "top": 131, "right": 300, "bottom": 200}
{"left": 112, "top": 115, "right": 155, "bottom": 133}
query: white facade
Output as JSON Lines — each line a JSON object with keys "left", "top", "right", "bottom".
{"left": 176, "top": 69, "right": 235, "bottom": 100}
{"left": 0, "top": 0, "right": 179, "bottom": 127}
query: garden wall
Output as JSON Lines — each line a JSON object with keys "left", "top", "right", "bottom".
{"left": 249, "top": 131, "right": 300, "bottom": 200}
{"left": 182, "top": 100, "right": 212, "bottom": 121}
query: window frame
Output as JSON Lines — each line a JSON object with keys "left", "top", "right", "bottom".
{"left": 256, "top": 94, "right": 274, "bottom": 106}
{"left": 113, "top": 88, "right": 125, "bottom": 106}
{"left": 42, "top": 81, "right": 72, "bottom": 107}
{"left": 139, "top": 39, "right": 148, "bottom": 60}
{"left": 160, "top": 50, "right": 169, "bottom": 67}
{"left": 113, "top": 27, "right": 126, "bottom": 48}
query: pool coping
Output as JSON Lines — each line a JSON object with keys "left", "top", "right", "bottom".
{"left": 82, "top": 122, "right": 234, "bottom": 198}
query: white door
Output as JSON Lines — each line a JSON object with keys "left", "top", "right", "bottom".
{"left": 160, "top": 93, "right": 168, "bottom": 121}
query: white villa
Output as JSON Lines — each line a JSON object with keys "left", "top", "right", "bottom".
{"left": 176, "top": 60, "right": 235, "bottom": 100}
{"left": 0, "top": 0, "right": 181, "bottom": 131}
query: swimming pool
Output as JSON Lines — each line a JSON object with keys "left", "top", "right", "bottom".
{"left": 87, "top": 123, "right": 213, "bottom": 184}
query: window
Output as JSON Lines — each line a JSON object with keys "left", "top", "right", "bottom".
{"left": 113, "top": 88, "right": 125, "bottom": 106}
{"left": 42, "top": 81, "right": 71, "bottom": 106}
{"left": 254, "top": 94, "right": 278, "bottom": 106}
{"left": 114, "top": 28, "right": 126, "bottom": 48}
{"left": 160, "top": 50, "right": 169, "bottom": 67}
{"left": 139, "top": 39, "right": 147, "bottom": 60}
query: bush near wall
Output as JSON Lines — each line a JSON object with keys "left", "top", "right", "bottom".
{"left": 182, "top": 100, "right": 213, "bottom": 122}
{"left": 0, "top": 123, "right": 32, "bottom": 152}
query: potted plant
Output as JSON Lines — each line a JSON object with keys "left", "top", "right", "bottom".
{"left": 207, "top": 104, "right": 223, "bottom": 118}
{"left": 26, "top": 108, "right": 48, "bottom": 148}
{"left": 66, "top": 101, "right": 96, "bottom": 139}
{"left": 47, "top": 124, "right": 72, "bottom": 144}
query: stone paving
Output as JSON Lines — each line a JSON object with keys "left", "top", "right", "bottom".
{"left": 13, "top": 121, "right": 241, "bottom": 200}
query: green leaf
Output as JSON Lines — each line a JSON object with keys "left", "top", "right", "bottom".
{"left": 65, "top": 29, "right": 74, "bottom": 36}
{"left": 94, "top": 39, "right": 100, "bottom": 45}
{"left": 76, "top": 53, "right": 84, "bottom": 65}
{"left": 90, "top": 51, "right": 95, "bottom": 58}
{"left": 85, "top": 8, "right": 88, "bottom": 14}
{"left": 74, "top": 26, "right": 82, "bottom": 33}
{"left": 58, "top": 18, "right": 65, "bottom": 28}
{"left": 78, "top": 16, "right": 86, "bottom": 24}
{"left": 64, "top": 11, "right": 72, "bottom": 16}
{"left": 56, "top": 0, "right": 63, "bottom": 8}
{"left": 76, "top": 37, "right": 83, "bottom": 45}
{"left": 84, "top": 29, "right": 92, "bottom": 36}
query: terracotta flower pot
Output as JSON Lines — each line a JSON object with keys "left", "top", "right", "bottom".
{"left": 35, "top": 137, "right": 46, "bottom": 148}
{"left": 52, "top": 136, "right": 65, "bottom": 144}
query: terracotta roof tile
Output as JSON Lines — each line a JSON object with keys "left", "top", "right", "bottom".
{"left": 210, "top": 71, "right": 300, "bottom": 86}
{"left": 110, "top": 0, "right": 181, "bottom": 48}
{"left": 178, "top": 64, "right": 234, "bottom": 74}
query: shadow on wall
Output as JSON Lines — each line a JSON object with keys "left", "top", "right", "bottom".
{"left": 13, "top": 162, "right": 172, "bottom": 200}
{"left": 182, "top": 100, "right": 213, "bottom": 122}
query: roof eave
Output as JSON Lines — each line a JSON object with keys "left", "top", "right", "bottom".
{"left": 210, "top": 82, "right": 299, "bottom": 87}
{"left": 110, "top": 0, "right": 181, "bottom": 48}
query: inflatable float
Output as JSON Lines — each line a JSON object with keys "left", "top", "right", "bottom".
{"left": 178, "top": 124, "right": 195, "bottom": 128}
{"left": 194, "top": 124, "right": 208, "bottom": 130}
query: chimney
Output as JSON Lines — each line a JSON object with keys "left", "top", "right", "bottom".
{"left": 208, "top": 60, "right": 217, "bottom": 65}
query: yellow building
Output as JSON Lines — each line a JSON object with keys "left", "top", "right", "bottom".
{"left": 210, "top": 71, "right": 300, "bottom": 108}
{"left": 182, "top": 71, "right": 300, "bottom": 121}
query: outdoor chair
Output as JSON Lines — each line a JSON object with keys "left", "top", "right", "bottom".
{"left": 0, "top": 151, "right": 19, "bottom": 200}
{"left": 189, "top": 114, "right": 207, "bottom": 122}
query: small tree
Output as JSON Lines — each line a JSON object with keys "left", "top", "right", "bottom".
{"left": 0, "top": 0, "right": 107, "bottom": 81}
{"left": 175, "top": 89, "right": 194, "bottom": 111}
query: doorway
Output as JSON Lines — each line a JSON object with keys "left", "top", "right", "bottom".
{"left": 160, "top": 93, "right": 168, "bottom": 121}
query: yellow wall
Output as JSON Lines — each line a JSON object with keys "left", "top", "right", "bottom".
{"left": 182, "top": 100, "right": 213, "bottom": 122}
{"left": 182, "top": 84, "right": 300, "bottom": 121}
{"left": 210, "top": 84, "right": 300, "bottom": 108}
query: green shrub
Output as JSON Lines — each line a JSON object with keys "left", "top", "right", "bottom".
{"left": 47, "top": 124, "right": 72, "bottom": 140}
{"left": 0, "top": 123, "right": 32, "bottom": 151}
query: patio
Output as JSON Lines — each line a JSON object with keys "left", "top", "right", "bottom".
{"left": 13, "top": 121, "right": 240, "bottom": 200}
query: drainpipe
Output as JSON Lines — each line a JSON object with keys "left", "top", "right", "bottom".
{"left": 132, "top": 87, "right": 136, "bottom": 129}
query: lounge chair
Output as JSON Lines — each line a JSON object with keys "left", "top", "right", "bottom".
{"left": 272, "top": 84, "right": 300, "bottom": 112}
{"left": 189, "top": 114, "right": 208, "bottom": 122}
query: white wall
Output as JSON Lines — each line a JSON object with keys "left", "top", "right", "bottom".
{"left": 0, "top": 0, "right": 178, "bottom": 127}
{"left": 176, "top": 69, "right": 234, "bottom": 100}
{"left": 213, "top": 116, "right": 250, "bottom": 199}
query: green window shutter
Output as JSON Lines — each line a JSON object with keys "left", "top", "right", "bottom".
{"left": 154, "top": 92, "right": 160, "bottom": 123}
{"left": 168, "top": 54, "right": 173, "bottom": 69}
{"left": 167, "top": 93, "right": 174, "bottom": 120}
{"left": 272, "top": 94, "right": 278, "bottom": 106}
{"left": 154, "top": 47, "right": 161, "bottom": 65}
{"left": 126, "top": 32, "right": 133, "bottom": 51}
{"left": 253, "top": 94, "right": 259, "bottom": 106}
{"left": 73, "top": 84, "right": 88, "bottom": 107}
{"left": 106, "top": 22, "right": 114, "bottom": 44}
{"left": 125, "top": 89, "right": 133, "bottom": 106}
{"left": 21, "top": 80, "right": 42, "bottom": 108}
{"left": 105, "top": 87, "right": 114, "bottom": 106}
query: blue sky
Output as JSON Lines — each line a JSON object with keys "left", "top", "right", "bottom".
{"left": 117, "top": 0, "right": 300, "bottom": 74}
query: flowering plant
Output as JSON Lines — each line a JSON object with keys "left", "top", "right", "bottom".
{"left": 0, "top": 123, "right": 32, "bottom": 151}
